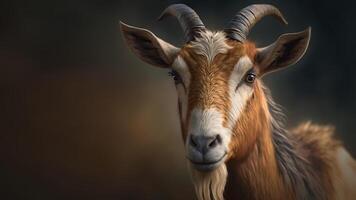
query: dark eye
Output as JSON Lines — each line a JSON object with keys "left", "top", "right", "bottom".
{"left": 168, "top": 70, "right": 182, "bottom": 84}
{"left": 245, "top": 73, "right": 256, "bottom": 84}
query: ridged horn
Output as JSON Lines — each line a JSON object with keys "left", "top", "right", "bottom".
{"left": 224, "top": 4, "right": 288, "bottom": 42}
{"left": 158, "top": 4, "right": 205, "bottom": 42}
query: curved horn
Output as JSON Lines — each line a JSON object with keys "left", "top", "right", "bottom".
{"left": 224, "top": 4, "right": 288, "bottom": 42}
{"left": 158, "top": 4, "right": 205, "bottom": 42}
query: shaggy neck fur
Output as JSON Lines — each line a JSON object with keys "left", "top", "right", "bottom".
{"left": 224, "top": 86, "right": 326, "bottom": 200}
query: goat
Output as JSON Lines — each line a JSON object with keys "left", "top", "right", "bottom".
{"left": 120, "top": 4, "right": 356, "bottom": 200}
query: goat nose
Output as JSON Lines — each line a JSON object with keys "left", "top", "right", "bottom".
{"left": 189, "top": 134, "right": 222, "bottom": 154}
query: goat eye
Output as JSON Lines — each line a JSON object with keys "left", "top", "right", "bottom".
{"left": 168, "top": 70, "right": 182, "bottom": 84}
{"left": 245, "top": 73, "right": 256, "bottom": 84}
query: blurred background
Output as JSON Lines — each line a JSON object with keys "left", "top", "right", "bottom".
{"left": 0, "top": 0, "right": 355, "bottom": 199}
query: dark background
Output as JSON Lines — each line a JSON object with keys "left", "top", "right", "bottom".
{"left": 0, "top": 0, "right": 355, "bottom": 199}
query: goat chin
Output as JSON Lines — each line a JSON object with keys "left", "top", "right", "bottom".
{"left": 189, "top": 163, "right": 228, "bottom": 200}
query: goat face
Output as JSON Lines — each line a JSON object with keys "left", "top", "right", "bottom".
{"left": 121, "top": 4, "right": 310, "bottom": 172}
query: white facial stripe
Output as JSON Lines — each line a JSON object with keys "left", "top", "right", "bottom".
{"left": 227, "top": 56, "right": 254, "bottom": 129}
{"left": 188, "top": 108, "right": 231, "bottom": 150}
{"left": 172, "top": 56, "right": 191, "bottom": 88}
{"left": 176, "top": 85, "right": 188, "bottom": 122}
{"left": 172, "top": 56, "right": 190, "bottom": 122}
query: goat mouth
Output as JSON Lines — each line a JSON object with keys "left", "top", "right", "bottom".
{"left": 188, "top": 153, "right": 227, "bottom": 171}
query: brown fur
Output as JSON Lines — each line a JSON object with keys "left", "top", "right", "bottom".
{"left": 291, "top": 122, "right": 341, "bottom": 199}
{"left": 224, "top": 81, "right": 349, "bottom": 200}
{"left": 225, "top": 82, "right": 290, "bottom": 200}
{"left": 176, "top": 33, "right": 353, "bottom": 200}
{"left": 178, "top": 40, "right": 256, "bottom": 137}
{"left": 221, "top": 41, "right": 349, "bottom": 200}
{"left": 121, "top": 19, "right": 354, "bottom": 199}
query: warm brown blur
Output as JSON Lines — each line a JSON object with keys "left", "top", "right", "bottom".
{"left": 0, "top": 0, "right": 355, "bottom": 199}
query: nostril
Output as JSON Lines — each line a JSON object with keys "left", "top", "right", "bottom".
{"left": 208, "top": 135, "right": 222, "bottom": 148}
{"left": 190, "top": 136, "right": 198, "bottom": 147}
{"left": 216, "top": 134, "right": 222, "bottom": 144}
{"left": 208, "top": 138, "right": 218, "bottom": 148}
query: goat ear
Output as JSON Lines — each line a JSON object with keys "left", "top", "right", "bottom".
{"left": 120, "top": 21, "right": 180, "bottom": 68}
{"left": 255, "top": 27, "right": 311, "bottom": 76}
